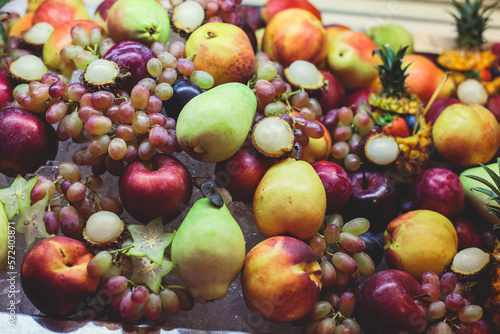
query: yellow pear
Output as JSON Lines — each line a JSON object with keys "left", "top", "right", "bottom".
{"left": 253, "top": 158, "right": 326, "bottom": 240}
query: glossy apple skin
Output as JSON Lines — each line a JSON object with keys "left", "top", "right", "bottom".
{"left": 241, "top": 236, "right": 322, "bottom": 323}
{"left": 162, "top": 79, "right": 204, "bottom": 121}
{"left": 311, "top": 160, "right": 351, "bottom": 214}
{"left": 412, "top": 168, "right": 465, "bottom": 218}
{"left": 487, "top": 94, "right": 500, "bottom": 123}
{"left": 346, "top": 88, "right": 377, "bottom": 113}
{"left": 214, "top": 147, "right": 272, "bottom": 203}
{"left": 0, "top": 107, "right": 58, "bottom": 177}
{"left": 343, "top": 171, "right": 400, "bottom": 234}
{"left": 453, "top": 215, "right": 482, "bottom": 251}
{"left": 118, "top": 154, "right": 192, "bottom": 224}
{"left": 0, "top": 71, "right": 13, "bottom": 109}
{"left": 21, "top": 236, "right": 100, "bottom": 318}
{"left": 316, "top": 70, "right": 346, "bottom": 111}
{"left": 103, "top": 41, "right": 154, "bottom": 93}
{"left": 355, "top": 269, "right": 428, "bottom": 334}
{"left": 424, "top": 97, "right": 462, "bottom": 126}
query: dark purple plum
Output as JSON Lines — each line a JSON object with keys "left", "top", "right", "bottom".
{"left": 103, "top": 41, "right": 154, "bottom": 93}
{"left": 162, "top": 79, "right": 204, "bottom": 120}
{"left": 0, "top": 108, "right": 58, "bottom": 177}
{"left": 94, "top": 0, "right": 118, "bottom": 21}
{"left": 359, "top": 231, "right": 384, "bottom": 267}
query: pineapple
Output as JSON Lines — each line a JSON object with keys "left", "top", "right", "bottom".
{"left": 368, "top": 45, "right": 432, "bottom": 179}
{"left": 437, "top": 0, "right": 498, "bottom": 89}
{"left": 463, "top": 159, "right": 500, "bottom": 330}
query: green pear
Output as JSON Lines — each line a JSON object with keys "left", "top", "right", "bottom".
{"left": 366, "top": 23, "right": 414, "bottom": 55}
{"left": 171, "top": 197, "right": 246, "bottom": 303}
{"left": 106, "top": 0, "right": 170, "bottom": 46}
{"left": 459, "top": 163, "right": 500, "bottom": 225}
{"left": 176, "top": 82, "right": 257, "bottom": 163}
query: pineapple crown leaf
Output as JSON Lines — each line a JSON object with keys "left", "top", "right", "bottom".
{"left": 449, "top": 0, "right": 499, "bottom": 50}
{"left": 0, "top": 0, "right": 13, "bottom": 47}
{"left": 372, "top": 44, "right": 411, "bottom": 98}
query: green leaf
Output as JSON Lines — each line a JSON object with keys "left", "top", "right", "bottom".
{"left": 469, "top": 186, "right": 497, "bottom": 198}
{"left": 15, "top": 192, "right": 53, "bottom": 249}
{"left": 465, "top": 174, "right": 500, "bottom": 196}
{"left": 478, "top": 162, "right": 500, "bottom": 192}
{"left": 127, "top": 217, "right": 174, "bottom": 265}
{"left": 0, "top": 174, "right": 39, "bottom": 220}
{"left": 130, "top": 255, "right": 174, "bottom": 294}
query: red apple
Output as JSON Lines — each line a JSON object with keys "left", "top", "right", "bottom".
{"left": 21, "top": 236, "right": 100, "bottom": 318}
{"left": 424, "top": 97, "right": 462, "bottom": 126}
{"left": 0, "top": 71, "right": 13, "bottom": 109}
{"left": 412, "top": 168, "right": 465, "bottom": 218}
{"left": 0, "top": 107, "right": 58, "bottom": 177}
{"left": 241, "top": 236, "right": 322, "bottom": 322}
{"left": 316, "top": 70, "right": 346, "bottom": 111}
{"left": 487, "top": 94, "right": 500, "bottom": 123}
{"left": 311, "top": 160, "right": 351, "bottom": 214}
{"left": 214, "top": 147, "right": 272, "bottom": 203}
{"left": 355, "top": 269, "right": 428, "bottom": 334}
{"left": 346, "top": 88, "right": 377, "bottom": 113}
{"left": 118, "top": 154, "right": 192, "bottom": 223}
{"left": 453, "top": 215, "right": 482, "bottom": 251}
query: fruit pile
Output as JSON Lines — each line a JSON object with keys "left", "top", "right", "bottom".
{"left": 1, "top": 0, "right": 500, "bottom": 333}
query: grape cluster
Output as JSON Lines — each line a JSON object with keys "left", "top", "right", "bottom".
{"left": 321, "top": 106, "right": 376, "bottom": 172}
{"left": 86, "top": 250, "right": 194, "bottom": 323}
{"left": 29, "top": 161, "right": 122, "bottom": 239}
{"left": 198, "top": 0, "right": 244, "bottom": 25}
{"left": 417, "top": 271, "right": 485, "bottom": 333}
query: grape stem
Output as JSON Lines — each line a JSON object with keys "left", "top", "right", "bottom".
{"left": 412, "top": 292, "right": 430, "bottom": 300}
{"left": 162, "top": 284, "right": 188, "bottom": 291}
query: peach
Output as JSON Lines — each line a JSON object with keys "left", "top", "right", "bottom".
{"left": 21, "top": 236, "right": 100, "bottom": 317}
{"left": 241, "top": 236, "right": 322, "bottom": 322}
{"left": 260, "top": 0, "right": 321, "bottom": 23}
{"left": 32, "top": 0, "right": 90, "bottom": 27}
{"left": 403, "top": 54, "right": 455, "bottom": 103}
{"left": 262, "top": 8, "right": 328, "bottom": 68}
{"left": 384, "top": 210, "right": 458, "bottom": 279}
{"left": 432, "top": 104, "right": 500, "bottom": 168}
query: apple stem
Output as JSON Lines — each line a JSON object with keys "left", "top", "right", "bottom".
{"left": 187, "top": 52, "right": 197, "bottom": 62}
{"left": 412, "top": 292, "right": 430, "bottom": 300}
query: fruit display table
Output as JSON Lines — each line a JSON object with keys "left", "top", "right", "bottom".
{"left": 0, "top": 0, "right": 500, "bottom": 334}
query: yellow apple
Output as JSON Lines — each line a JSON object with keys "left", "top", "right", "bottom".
{"left": 241, "top": 236, "right": 322, "bottom": 322}
{"left": 432, "top": 104, "right": 500, "bottom": 168}
{"left": 185, "top": 22, "right": 255, "bottom": 86}
{"left": 384, "top": 210, "right": 458, "bottom": 279}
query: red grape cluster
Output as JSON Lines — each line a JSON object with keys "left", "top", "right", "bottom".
{"left": 86, "top": 252, "right": 194, "bottom": 323}
{"left": 30, "top": 161, "right": 122, "bottom": 239}
{"left": 418, "top": 271, "right": 485, "bottom": 333}
{"left": 200, "top": 0, "right": 243, "bottom": 25}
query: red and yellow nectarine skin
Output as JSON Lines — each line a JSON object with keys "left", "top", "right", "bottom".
{"left": 241, "top": 236, "right": 322, "bottom": 322}
{"left": 32, "top": 0, "right": 90, "bottom": 27}
{"left": 384, "top": 210, "right": 458, "bottom": 279}
{"left": 263, "top": 8, "right": 328, "bottom": 68}
{"left": 260, "top": 0, "right": 322, "bottom": 23}
{"left": 21, "top": 236, "right": 100, "bottom": 317}
{"left": 432, "top": 104, "right": 500, "bottom": 168}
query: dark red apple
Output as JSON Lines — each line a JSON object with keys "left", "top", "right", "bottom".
{"left": 456, "top": 319, "right": 492, "bottom": 334}
{"left": 93, "top": 0, "right": 118, "bottom": 21}
{"left": 214, "top": 147, "right": 272, "bottom": 203}
{"left": 452, "top": 215, "right": 482, "bottom": 251}
{"left": 0, "top": 107, "right": 58, "bottom": 177}
{"left": 355, "top": 269, "right": 428, "bottom": 334}
{"left": 412, "top": 167, "right": 465, "bottom": 218}
{"left": 0, "top": 71, "right": 13, "bottom": 109}
{"left": 491, "top": 42, "right": 500, "bottom": 62}
{"left": 424, "top": 97, "right": 461, "bottom": 125}
{"left": 21, "top": 236, "right": 100, "bottom": 318}
{"left": 118, "top": 154, "right": 192, "bottom": 223}
{"left": 346, "top": 88, "right": 377, "bottom": 113}
{"left": 487, "top": 94, "right": 500, "bottom": 123}
{"left": 342, "top": 170, "right": 401, "bottom": 233}
{"left": 316, "top": 70, "right": 346, "bottom": 111}
{"left": 103, "top": 41, "right": 154, "bottom": 93}
{"left": 311, "top": 160, "right": 351, "bottom": 214}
